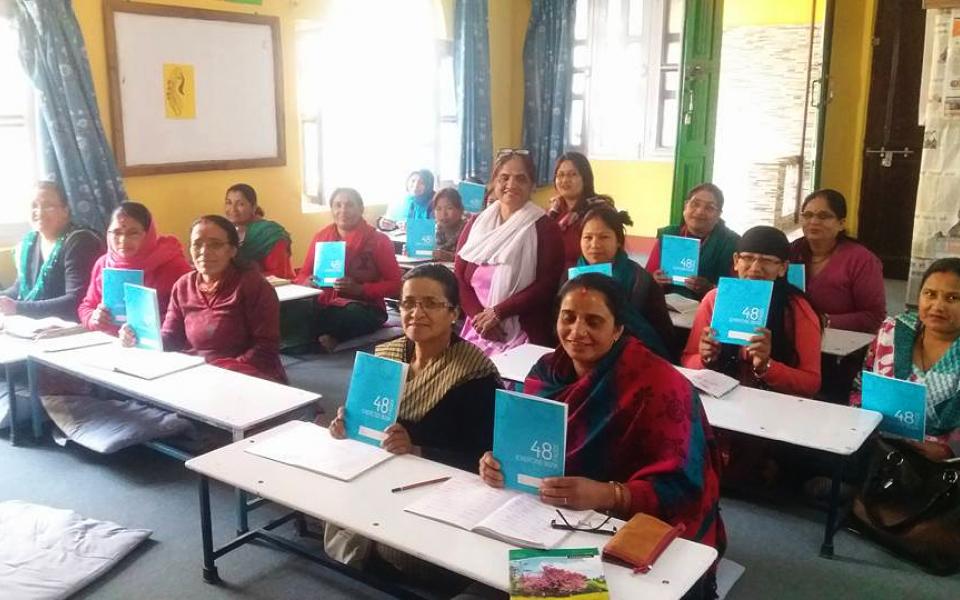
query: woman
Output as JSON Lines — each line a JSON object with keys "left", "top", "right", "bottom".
{"left": 381, "top": 169, "right": 436, "bottom": 228}
{"left": 0, "top": 182, "right": 103, "bottom": 321}
{"left": 789, "top": 189, "right": 885, "bottom": 333}
{"left": 682, "top": 226, "right": 821, "bottom": 397}
{"left": 224, "top": 183, "right": 295, "bottom": 279}
{"left": 294, "top": 188, "right": 402, "bottom": 352}
{"left": 646, "top": 183, "right": 740, "bottom": 300}
{"left": 478, "top": 274, "right": 725, "bottom": 595}
{"left": 547, "top": 151, "right": 597, "bottom": 269}
{"left": 455, "top": 151, "right": 564, "bottom": 356}
{"left": 325, "top": 263, "right": 499, "bottom": 579}
{"left": 120, "top": 215, "right": 286, "bottom": 383}
{"left": 79, "top": 202, "right": 192, "bottom": 335}
{"left": 853, "top": 258, "right": 960, "bottom": 459}
{"left": 573, "top": 205, "right": 674, "bottom": 360}
{"left": 431, "top": 188, "right": 466, "bottom": 262}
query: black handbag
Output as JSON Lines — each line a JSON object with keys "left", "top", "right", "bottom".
{"left": 852, "top": 437, "right": 960, "bottom": 575}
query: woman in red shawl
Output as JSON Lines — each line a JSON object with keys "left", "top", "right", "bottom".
{"left": 293, "top": 188, "right": 402, "bottom": 351}
{"left": 479, "top": 273, "right": 724, "bottom": 597}
{"left": 79, "top": 202, "right": 192, "bottom": 334}
{"left": 121, "top": 215, "right": 286, "bottom": 383}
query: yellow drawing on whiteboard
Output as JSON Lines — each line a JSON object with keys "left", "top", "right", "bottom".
{"left": 164, "top": 63, "right": 196, "bottom": 119}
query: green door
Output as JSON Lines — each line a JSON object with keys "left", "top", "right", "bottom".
{"left": 669, "top": 0, "right": 724, "bottom": 224}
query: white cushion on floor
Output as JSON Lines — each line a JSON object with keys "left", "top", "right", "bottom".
{"left": 0, "top": 500, "right": 151, "bottom": 600}
{"left": 41, "top": 395, "right": 191, "bottom": 454}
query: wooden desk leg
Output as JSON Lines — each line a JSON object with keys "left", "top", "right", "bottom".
{"left": 820, "top": 456, "right": 846, "bottom": 558}
{"left": 199, "top": 475, "right": 221, "bottom": 584}
{"left": 27, "top": 359, "right": 42, "bottom": 441}
{"left": 6, "top": 363, "right": 18, "bottom": 446}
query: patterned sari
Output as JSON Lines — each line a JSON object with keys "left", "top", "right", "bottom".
{"left": 524, "top": 337, "right": 726, "bottom": 550}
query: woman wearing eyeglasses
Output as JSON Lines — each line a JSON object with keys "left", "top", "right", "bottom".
{"left": 120, "top": 215, "right": 286, "bottom": 383}
{"left": 0, "top": 182, "right": 104, "bottom": 321}
{"left": 325, "top": 264, "right": 499, "bottom": 577}
{"left": 477, "top": 274, "right": 725, "bottom": 596}
{"left": 455, "top": 150, "right": 565, "bottom": 356}
{"left": 646, "top": 183, "right": 740, "bottom": 300}
{"left": 78, "top": 202, "right": 192, "bottom": 335}
{"left": 682, "top": 226, "right": 822, "bottom": 397}
{"left": 547, "top": 151, "right": 597, "bottom": 269}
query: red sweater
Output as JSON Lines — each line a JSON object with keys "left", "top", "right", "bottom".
{"left": 78, "top": 254, "right": 193, "bottom": 335}
{"left": 681, "top": 287, "right": 822, "bottom": 397}
{"left": 454, "top": 215, "right": 564, "bottom": 346}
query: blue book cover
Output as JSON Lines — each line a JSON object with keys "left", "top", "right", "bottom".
{"left": 709, "top": 277, "right": 774, "bottom": 346}
{"left": 787, "top": 263, "right": 806, "bottom": 291}
{"left": 344, "top": 352, "right": 408, "bottom": 447}
{"left": 102, "top": 268, "right": 143, "bottom": 323}
{"left": 861, "top": 371, "right": 926, "bottom": 441}
{"left": 406, "top": 218, "right": 436, "bottom": 257}
{"left": 123, "top": 283, "right": 163, "bottom": 351}
{"left": 661, "top": 235, "right": 700, "bottom": 284}
{"left": 313, "top": 241, "right": 346, "bottom": 287}
{"left": 458, "top": 181, "right": 486, "bottom": 213}
{"left": 567, "top": 262, "right": 612, "bottom": 280}
{"left": 494, "top": 389, "right": 567, "bottom": 495}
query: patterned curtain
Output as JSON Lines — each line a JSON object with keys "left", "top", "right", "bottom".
{"left": 521, "top": 0, "right": 576, "bottom": 184}
{"left": 454, "top": 0, "right": 493, "bottom": 181}
{"left": 15, "top": 0, "right": 125, "bottom": 232}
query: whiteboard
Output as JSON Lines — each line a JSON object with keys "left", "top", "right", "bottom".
{"left": 106, "top": 3, "right": 284, "bottom": 175}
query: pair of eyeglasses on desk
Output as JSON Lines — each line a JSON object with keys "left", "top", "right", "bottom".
{"left": 550, "top": 510, "right": 618, "bottom": 535}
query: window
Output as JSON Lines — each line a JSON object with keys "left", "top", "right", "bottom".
{"left": 0, "top": 18, "right": 38, "bottom": 232}
{"left": 569, "top": 0, "right": 683, "bottom": 160}
{"left": 296, "top": 0, "right": 458, "bottom": 206}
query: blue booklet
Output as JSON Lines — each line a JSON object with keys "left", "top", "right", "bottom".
{"left": 103, "top": 268, "right": 143, "bottom": 323}
{"left": 344, "top": 352, "right": 408, "bottom": 447}
{"left": 861, "top": 371, "right": 926, "bottom": 441}
{"left": 406, "top": 218, "right": 436, "bottom": 258}
{"left": 787, "top": 263, "right": 806, "bottom": 291}
{"left": 661, "top": 235, "right": 700, "bottom": 284}
{"left": 458, "top": 181, "right": 486, "bottom": 213}
{"left": 709, "top": 277, "right": 774, "bottom": 346}
{"left": 313, "top": 241, "right": 346, "bottom": 287}
{"left": 567, "top": 262, "right": 612, "bottom": 280}
{"left": 493, "top": 389, "right": 567, "bottom": 495}
{"left": 123, "top": 283, "right": 163, "bottom": 351}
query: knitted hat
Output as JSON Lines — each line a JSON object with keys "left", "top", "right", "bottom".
{"left": 737, "top": 226, "right": 789, "bottom": 261}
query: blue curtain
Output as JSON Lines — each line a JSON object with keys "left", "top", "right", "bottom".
{"left": 454, "top": 0, "right": 493, "bottom": 181}
{"left": 15, "top": 0, "right": 125, "bottom": 232}
{"left": 521, "top": 0, "right": 576, "bottom": 184}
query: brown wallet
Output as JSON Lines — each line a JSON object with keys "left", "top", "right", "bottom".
{"left": 602, "top": 513, "right": 685, "bottom": 573}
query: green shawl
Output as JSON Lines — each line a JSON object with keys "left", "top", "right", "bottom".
{"left": 240, "top": 219, "right": 291, "bottom": 262}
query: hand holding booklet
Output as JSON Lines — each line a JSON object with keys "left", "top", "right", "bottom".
{"left": 103, "top": 268, "right": 143, "bottom": 323}
{"left": 344, "top": 352, "right": 407, "bottom": 446}
{"left": 709, "top": 277, "right": 773, "bottom": 346}
{"left": 661, "top": 235, "right": 700, "bottom": 284}
{"left": 494, "top": 390, "right": 567, "bottom": 494}
{"left": 404, "top": 476, "right": 592, "bottom": 549}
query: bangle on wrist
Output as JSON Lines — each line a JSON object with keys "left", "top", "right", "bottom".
{"left": 753, "top": 359, "right": 770, "bottom": 378}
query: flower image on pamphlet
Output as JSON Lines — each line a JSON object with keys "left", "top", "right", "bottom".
{"left": 344, "top": 352, "right": 407, "bottom": 447}
{"left": 123, "top": 283, "right": 163, "bottom": 350}
{"left": 568, "top": 263, "right": 612, "bottom": 280}
{"left": 494, "top": 389, "right": 567, "bottom": 495}
{"left": 787, "top": 263, "right": 806, "bottom": 291}
{"left": 406, "top": 218, "right": 436, "bottom": 257}
{"left": 661, "top": 235, "right": 700, "bottom": 284}
{"left": 861, "top": 371, "right": 927, "bottom": 442}
{"left": 103, "top": 268, "right": 144, "bottom": 323}
{"left": 458, "top": 180, "right": 486, "bottom": 213}
{"left": 313, "top": 241, "right": 346, "bottom": 287}
{"left": 509, "top": 548, "right": 609, "bottom": 600}
{"left": 710, "top": 277, "right": 774, "bottom": 346}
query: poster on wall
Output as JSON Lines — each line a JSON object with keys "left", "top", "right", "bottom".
{"left": 908, "top": 8, "right": 960, "bottom": 304}
{"left": 163, "top": 63, "right": 196, "bottom": 120}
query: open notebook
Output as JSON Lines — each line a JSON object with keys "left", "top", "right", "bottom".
{"left": 78, "top": 344, "right": 205, "bottom": 380}
{"left": 404, "top": 476, "right": 592, "bottom": 549}
{"left": 676, "top": 366, "right": 739, "bottom": 398}
{"left": 1, "top": 316, "right": 85, "bottom": 340}
{"left": 245, "top": 421, "right": 393, "bottom": 481}
{"left": 664, "top": 293, "right": 700, "bottom": 314}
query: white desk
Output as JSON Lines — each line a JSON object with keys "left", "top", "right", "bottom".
{"left": 186, "top": 421, "right": 717, "bottom": 599}
{"left": 275, "top": 284, "right": 322, "bottom": 303}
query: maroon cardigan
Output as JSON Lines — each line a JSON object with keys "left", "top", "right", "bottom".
{"left": 454, "top": 214, "right": 564, "bottom": 346}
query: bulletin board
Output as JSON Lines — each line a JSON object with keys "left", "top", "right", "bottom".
{"left": 103, "top": 1, "right": 285, "bottom": 176}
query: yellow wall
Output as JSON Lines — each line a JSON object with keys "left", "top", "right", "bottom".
{"left": 724, "top": 0, "right": 827, "bottom": 28}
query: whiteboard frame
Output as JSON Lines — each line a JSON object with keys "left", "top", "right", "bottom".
{"left": 103, "top": 0, "right": 286, "bottom": 176}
